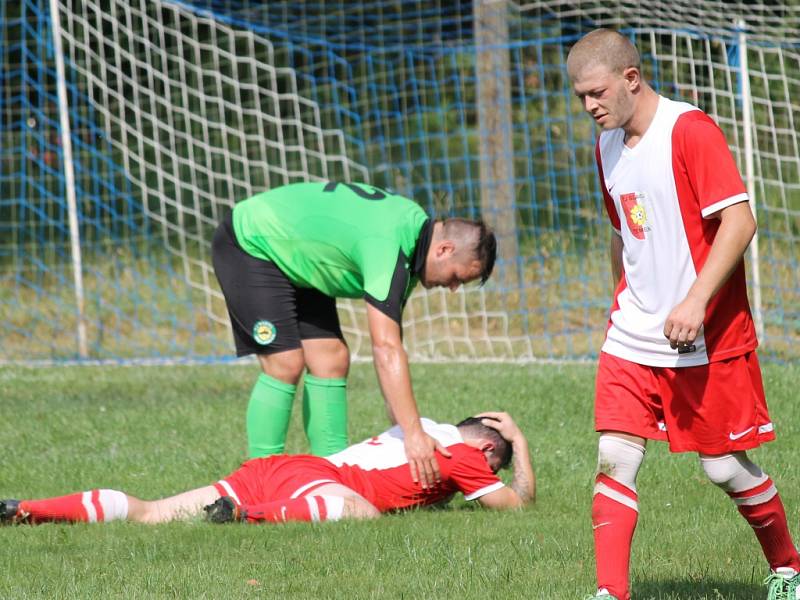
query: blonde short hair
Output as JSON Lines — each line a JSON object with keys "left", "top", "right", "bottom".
{"left": 566, "top": 29, "right": 640, "bottom": 80}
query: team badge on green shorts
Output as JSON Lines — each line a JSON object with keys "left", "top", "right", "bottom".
{"left": 252, "top": 320, "right": 277, "bottom": 345}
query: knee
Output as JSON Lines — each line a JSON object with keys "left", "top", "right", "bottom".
{"left": 595, "top": 435, "right": 646, "bottom": 491}
{"left": 700, "top": 453, "right": 765, "bottom": 491}
{"left": 259, "top": 351, "right": 306, "bottom": 384}
{"left": 127, "top": 499, "right": 158, "bottom": 524}
{"left": 306, "top": 341, "right": 350, "bottom": 379}
{"left": 329, "top": 343, "right": 350, "bottom": 376}
{"left": 343, "top": 497, "right": 380, "bottom": 520}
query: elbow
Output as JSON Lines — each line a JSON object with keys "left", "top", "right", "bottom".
{"left": 509, "top": 495, "right": 527, "bottom": 510}
{"left": 519, "top": 486, "right": 536, "bottom": 508}
{"left": 371, "top": 338, "right": 403, "bottom": 369}
{"left": 507, "top": 489, "right": 532, "bottom": 510}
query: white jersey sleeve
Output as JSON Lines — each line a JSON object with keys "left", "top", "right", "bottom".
{"left": 325, "top": 418, "right": 462, "bottom": 470}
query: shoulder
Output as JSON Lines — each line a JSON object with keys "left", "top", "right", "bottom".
{"left": 675, "top": 108, "right": 720, "bottom": 130}
{"left": 421, "top": 418, "right": 463, "bottom": 447}
{"left": 668, "top": 102, "right": 724, "bottom": 139}
{"left": 437, "top": 444, "right": 504, "bottom": 500}
{"left": 439, "top": 443, "right": 492, "bottom": 470}
{"left": 670, "top": 107, "right": 732, "bottom": 161}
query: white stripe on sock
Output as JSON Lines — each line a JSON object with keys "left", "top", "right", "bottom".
{"left": 733, "top": 484, "right": 778, "bottom": 506}
{"left": 322, "top": 496, "right": 345, "bottom": 521}
{"left": 594, "top": 482, "right": 639, "bottom": 513}
{"left": 81, "top": 491, "right": 97, "bottom": 523}
{"left": 306, "top": 497, "right": 321, "bottom": 522}
{"left": 216, "top": 480, "right": 242, "bottom": 506}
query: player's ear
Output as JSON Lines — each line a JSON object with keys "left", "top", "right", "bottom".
{"left": 435, "top": 239, "right": 456, "bottom": 258}
{"left": 623, "top": 66, "right": 640, "bottom": 90}
{"left": 481, "top": 441, "right": 495, "bottom": 454}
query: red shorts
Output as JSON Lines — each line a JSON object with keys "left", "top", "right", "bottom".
{"left": 214, "top": 455, "right": 346, "bottom": 506}
{"left": 595, "top": 351, "right": 775, "bottom": 454}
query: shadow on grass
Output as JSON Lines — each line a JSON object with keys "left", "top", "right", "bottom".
{"left": 635, "top": 578, "right": 763, "bottom": 599}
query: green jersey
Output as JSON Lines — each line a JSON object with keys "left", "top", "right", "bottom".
{"left": 232, "top": 181, "right": 431, "bottom": 322}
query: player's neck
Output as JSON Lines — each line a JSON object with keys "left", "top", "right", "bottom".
{"left": 622, "top": 88, "right": 660, "bottom": 148}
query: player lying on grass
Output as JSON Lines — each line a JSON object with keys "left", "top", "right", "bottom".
{"left": 1, "top": 412, "right": 533, "bottom": 526}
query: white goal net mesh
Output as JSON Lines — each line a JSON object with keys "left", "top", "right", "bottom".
{"left": 2, "top": 0, "right": 798, "bottom": 363}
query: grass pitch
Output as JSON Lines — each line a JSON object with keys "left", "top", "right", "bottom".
{"left": 1, "top": 362, "right": 798, "bottom": 599}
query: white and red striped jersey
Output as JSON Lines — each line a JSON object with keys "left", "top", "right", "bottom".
{"left": 595, "top": 96, "right": 758, "bottom": 367}
{"left": 325, "top": 418, "right": 505, "bottom": 512}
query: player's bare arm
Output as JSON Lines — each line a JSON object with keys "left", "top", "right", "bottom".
{"left": 475, "top": 411, "right": 535, "bottom": 509}
{"left": 366, "top": 303, "right": 451, "bottom": 489}
{"left": 663, "top": 201, "right": 756, "bottom": 349}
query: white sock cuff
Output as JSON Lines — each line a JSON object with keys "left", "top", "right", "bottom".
{"left": 98, "top": 489, "right": 129, "bottom": 522}
{"left": 319, "top": 495, "right": 345, "bottom": 522}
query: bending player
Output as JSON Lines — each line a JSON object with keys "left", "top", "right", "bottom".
{"left": 212, "top": 181, "right": 496, "bottom": 492}
{"left": 1, "top": 412, "right": 533, "bottom": 526}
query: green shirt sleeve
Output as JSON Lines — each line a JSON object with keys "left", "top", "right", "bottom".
{"left": 358, "top": 239, "right": 412, "bottom": 324}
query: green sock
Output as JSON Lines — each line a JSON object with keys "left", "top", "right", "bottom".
{"left": 302, "top": 373, "right": 348, "bottom": 456}
{"left": 246, "top": 373, "right": 296, "bottom": 458}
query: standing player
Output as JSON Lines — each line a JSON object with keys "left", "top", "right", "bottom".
{"left": 212, "top": 181, "right": 496, "bottom": 490}
{"left": 1, "top": 412, "right": 534, "bottom": 526}
{"left": 567, "top": 29, "right": 800, "bottom": 599}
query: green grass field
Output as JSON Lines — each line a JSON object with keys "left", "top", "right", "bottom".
{"left": 1, "top": 362, "right": 798, "bottom": 599}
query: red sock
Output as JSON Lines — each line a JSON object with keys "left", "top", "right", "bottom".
{"left": 593, "top": 474, "right": 638, "bottom": 600}
{"left": 20, "top": 492, "right": 90, "bottom": 523}
{"left": 242, "top": 496, "right": 338, "bottom": 524}
{"left": 731, "top": 479, "right": 800, "bottom": 571}
{"left": 19, "top": 489, "right": 128, "bottom": 524}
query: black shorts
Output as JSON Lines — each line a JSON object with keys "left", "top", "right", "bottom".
{"left": 211, "top": 212, "right": 344, "bottom": 356}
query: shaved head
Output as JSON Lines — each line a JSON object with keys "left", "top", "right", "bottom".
{"left": 567, "top": 29, "right": 641, "bottom": 81}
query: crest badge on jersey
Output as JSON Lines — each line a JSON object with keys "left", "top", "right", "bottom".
{"left": 620, "top": 192, "right": 650, "bottom": 240}
{"left": 252, "top": 320, "right": 277, "bottom": 345}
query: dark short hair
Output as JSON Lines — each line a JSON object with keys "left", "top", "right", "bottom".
{"left": 442, "top": 218, "right": 497, "bottom": 285}
{"left": 475, "top": 220, "right": 497, "bottom": 285}
{"left": 455, "top": 416, "right": 513, "bottom": 469}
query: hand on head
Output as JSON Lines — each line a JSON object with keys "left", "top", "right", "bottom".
{"left": 475, "top": 411, "right": 522, "bottom": 443}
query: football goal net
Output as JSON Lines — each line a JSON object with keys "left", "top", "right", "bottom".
{"left": 1, "top": 0, "right": 798, "bottom": 363}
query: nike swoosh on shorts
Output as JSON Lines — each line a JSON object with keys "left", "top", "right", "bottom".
{"left": 729, "top": 427, "right": 755, "bottom": 441}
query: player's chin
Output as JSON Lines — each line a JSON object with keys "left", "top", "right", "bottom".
{"left": 595, "top": 115, "right": 615, "bottom": 129}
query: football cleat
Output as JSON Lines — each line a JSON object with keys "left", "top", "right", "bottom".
{"left": 765, "top": 567, "right": 800, "bottom": 600}
{"left": 0, "top": 499, "right": 28, "bottom": 525}
{"left": 583, "top": 591, "right": 619, "bottom": 600}
{"left": 203, "top": 496, "right": 242, "bottom": 524}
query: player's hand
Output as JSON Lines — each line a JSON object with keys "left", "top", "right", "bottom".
{"left": 404, "top": 428, "right": 451, "bottom": 490}
{"left": 476, "top": 411, "right": 523, "bottom": 444}
{"left": 663, "top": 294, "right": 706, "bottom": 351}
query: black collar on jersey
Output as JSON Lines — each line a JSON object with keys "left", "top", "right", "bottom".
{"left": 411, "top": 218, "right": 434, "bottom": 278}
